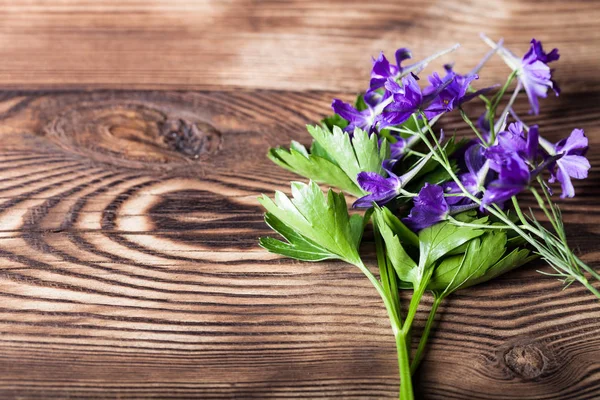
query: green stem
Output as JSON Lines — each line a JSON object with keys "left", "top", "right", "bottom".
{"left": 448, "top": 216, "right": 511, "bottom": 230}
{"left": 576, "top": 257, "right": 600, "bottom": 282}
{"left": 368, "top": 219, "right": 412, "bottom": 399}
{"left": 410, "top": 295, "right": 442, "bottom": 374}
{"left": 488, "top": 70, "right": 517, "bottom": 144}
{"left": 577, "top": 276, "right": 600, "bottom": 299}
{"left": 460, "top": 109, "right": 488, "bottom": 147}
{"left": 530, "top": 186, "right": 562, "bottom": 235}
{"left": 511, "top": 196, "right": 528, "bottom": 226}
{"left": 397, "top": 332, "right": 414, "bottom": 400}
{"left": 402, "top": 280, "right": 429, "bottom": 336}
{"left": 356, "top": 260, "right": 413, "bottom": 398}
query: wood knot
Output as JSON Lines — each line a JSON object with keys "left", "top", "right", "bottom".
{"left": 44, "top": 100, "right": 222, "bottom": 171}
{"left": 159, "top": 119, "right": 221, "bottom": 159}
{"left": 504, "top": 343, "right": 547, "bottom": 380}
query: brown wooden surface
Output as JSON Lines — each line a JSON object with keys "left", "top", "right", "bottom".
{"left": 0, "top": 1, "right": 599, "bottom": 399}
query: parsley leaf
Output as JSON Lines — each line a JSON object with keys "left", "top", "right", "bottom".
{"left": 259, "top": 181, "right": 363, "bottom": 265}
{"left": 268, "top": 125, "right": 390, "bottom": 197}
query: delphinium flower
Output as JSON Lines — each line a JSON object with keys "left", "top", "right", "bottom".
{"left": 332, "top": 44, "right": 462, "bottom": 134}
{"left": 480, "top": 122, "right": 539, "bottom": 207}
{"left": 331, "top": 97, "right": 382, "bottom": 134}
{"left": 354, "top": 151, "right": 433, "bottom": 207}
{"left": 540, "top": 128, "right": 590, "bottom": 198}
{"left": 368, "top": 48, "right": 412, "bottom": 93}
{"left": 403, "top": 182, "right": 481, "bottom": 231}
{"left": 482, "top": 35, "right": 559, "bottom": 114}
{"left": 422, "top": 66, "right": 479, "bottom": 119}
{"left": 378, "top": 74, "right": 426, "bottom": 128}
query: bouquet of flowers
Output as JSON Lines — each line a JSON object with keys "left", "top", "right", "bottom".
{"left": 258, "top": 34, "right": 596, "bottom": 399}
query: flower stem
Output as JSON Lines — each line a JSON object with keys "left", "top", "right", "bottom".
{"left": 460, "top": 109, "right": 488, "bottom": 147}
{"left": 577, "top": 276, "right": 600, "bottom": 299}
{"left": 371, "top": 220, "right": 414, "bottom": 399}
{"left": 410, "top": 295, "right": 442, "bottom": 374}
{"left": 397, "top": 332, "right": 414, "bottom": 400}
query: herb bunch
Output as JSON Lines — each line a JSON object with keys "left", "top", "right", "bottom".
{"left": 259, "top": 35, "right": 596, "bottom": 399}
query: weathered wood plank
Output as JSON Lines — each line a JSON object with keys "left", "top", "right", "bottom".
{"left": 0, "top": 90, "right": 598, "bottom": 399}
{"left": 0, "top": 0, "right": 599, "bottom": 93}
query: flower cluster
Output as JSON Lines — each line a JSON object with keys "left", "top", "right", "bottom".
{"left": 348, "top": 39, "right": 589, "bottom": 232}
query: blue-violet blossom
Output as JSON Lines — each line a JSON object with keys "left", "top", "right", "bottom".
{"left": 540, "top": 129, "right": 590, "bottom": 198}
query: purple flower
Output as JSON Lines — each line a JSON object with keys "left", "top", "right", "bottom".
{"left": 494, "top": 122, "right": 539, "bottom": 164}
{"left": 403, "top": 183, "right": 449, "bottom": 231}
{"left": 482, "top": 36, "right": 559, "bottom": 114}
{"left": 354, "top": 149, "right": 434, "bottom": 208}
{"left": 481, "top": 155, "right": 530, "bottom": 208}
{"left": 544, "top": 129, "right": 590, "bottom": 198}
{"left": 369, "top": 48, "right": 412, "bottom": 93}
{"left": 422, "top": 68, "right": 479, "bottom": 119}
{"left": 378, "top": 74, "right": 423, "bottom": 128}
{"left": 520, "top": 39, "right": 560, "bottom": 114}
{"left": 354, "top": 169, "right": 401, "bottom": 208}
{"left": 331, "top": 98, "right": 378, "bottom": 134}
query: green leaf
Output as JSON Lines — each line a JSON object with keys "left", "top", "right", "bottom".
{"left": 418, "top": 220, "right": 485, "bottom": 272}
{"left": 463, "top": 248, "right": 537, "bottom": 289}
{"left": 379, "top": 206, "right": 419, "bottom": 248}
{"left": 310, "top": 140, "right": 337, "bottom": 165}
{"left": 307, "top": 125, "right": 389, "bottom": 188}
{"left": 258, "top": 181, "right": 362, "bottom": 265}
{"left": 260, "top": 214, "right": 336, "bottom": 261}
{"left": 373, "top": 206, "right": 418, "bottom": 284}
{"left": 268, "top": 145, "right": 362, "bottom": 196}
{"left": 428, "top": 231, "right": 507, "bottom": 293}
{"left": 268, "top": 125, "right": 389, "bottom": 197}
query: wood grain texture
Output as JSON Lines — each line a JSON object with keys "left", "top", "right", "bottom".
{"left": 0, "top": 89, "right": 598, "bottom": 399}
{"left": 0, "top": 0, "right": 600, "bottom": 398}
{"left": 0, "top": 0, "right": 598, "bottom": 93}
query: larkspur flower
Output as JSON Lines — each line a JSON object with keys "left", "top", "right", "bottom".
{"left": 494, "top": 122, "right": 539, "bottom": 164}
{"left": 422, "top": 67, "right": 479, "bottom": 119}
{"left": 354, "top": 168, "right": 402, "bottom": 207}
{"left": 377, "top": 74, "right": 424, "bottom": 128}
{"left": 354, "top": 150, "right": 433, "bottom": 208}
{"left": 368, "top": 44, "right": 460, "bottom": 94}
{"left": 481, "top": 154, "right": 531, "bottom": 208}
{"left": 331, "top": 98, "right": 379, "bottom": 134}
{"left": 540, "top": 129, "right": 590, "bottom": 198}
{"left": 403, "top": 183, "right": 450, "bottom": 231}
{"left": 369, "top": 48, "right": 412, "bottom": 93}
{"left": 483, "top": 36, "right": 559, "bottom": 115}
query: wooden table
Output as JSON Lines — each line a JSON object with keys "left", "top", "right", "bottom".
{"left": 0, "top": 1, "right": 599, "bottom": 399}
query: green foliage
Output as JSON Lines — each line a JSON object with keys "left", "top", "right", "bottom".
{"left": 417, "top": 218, "right": 485, "bottom": 275}
{"left": 268, "top": 142, "right": 361, "bottom": 196}
{"left": 428, "top": 231, "right": 507, "bottom": 293}
{"left": 267, "top": 125, "right": 390, "bottom": 197}
{"left": 258, "top": 181, "right": 364, "bottom": 265}
{"left": 373, "top": 206, "right": 418, "bottom": 283}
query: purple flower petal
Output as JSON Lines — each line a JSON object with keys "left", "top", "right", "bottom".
{"left": 353, "top": 171, "right": 400, "bottom": 208}
{"left": 403, "top": 183, "right": 449, "bottom": 231}
{"left": 481, "top": 156, "right": 530, "bottom": 208}
{"left": 548, "top": 129, "right": 590, "bottom": 198}
{"left": 519, "top": 39, "right": 559, "bottom": 115}
{"left": 551, "top": 155, "right": 590, "bottom": 198}
{"left": 555, "top": 128, "right": 588, "bottom": 155}
{"left": 331, "top": 98, "right": 376, "bottom": 133}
